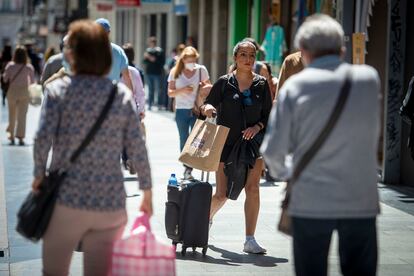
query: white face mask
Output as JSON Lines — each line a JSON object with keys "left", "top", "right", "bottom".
{"left": 184, "top": 62, "right": 196, "bottom": 71}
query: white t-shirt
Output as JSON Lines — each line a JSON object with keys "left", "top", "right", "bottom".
{"left": 167, "top": 65, "right": 210, "bottom": 109}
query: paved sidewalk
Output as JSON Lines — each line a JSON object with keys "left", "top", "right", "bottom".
{"left": 1, "top": 104, "right": 414, "bottom": 275}
{"left": 0, "top": 104, "right": 9, "bottom": 274}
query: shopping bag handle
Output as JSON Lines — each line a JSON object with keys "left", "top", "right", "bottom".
{"left": 205, "top": 111, "right": 217, "bottom": 124}
{"left": 131, "top": 212, "right": 151, "bottom": 234}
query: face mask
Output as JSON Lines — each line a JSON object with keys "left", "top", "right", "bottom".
{"left": 62, "top": 55, "right": 72, "bottom": 75}
{"left": 184, "top": 62, "right": 196, "bottom": 71}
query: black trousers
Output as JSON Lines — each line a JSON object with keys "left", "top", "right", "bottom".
{"left": 292, "top": 217, "right": 377, "bottom": 276}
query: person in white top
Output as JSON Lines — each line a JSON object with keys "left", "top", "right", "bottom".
{"left": 168, "top": 46, "right": 212, "bottom": 179}
{"left": 121, "top": 43, "right": 146, "bottom": 174}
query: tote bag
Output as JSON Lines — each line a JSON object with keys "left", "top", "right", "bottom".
{"left": 112, "top": 213, "right": 176, "bottom": 276}
{"left": 179, "top": 119, "right": 229, "bottom": 172}
{"left": 28, "top": 83, "right": 42, "bottom": 106}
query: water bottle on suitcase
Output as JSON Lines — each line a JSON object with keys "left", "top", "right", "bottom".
{"left": 165, "top": 171, "right": 212, "bottom": 256}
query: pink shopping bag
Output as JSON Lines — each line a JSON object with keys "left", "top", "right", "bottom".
{"left": 111, "top": 213, "right": 176, "bottom": 276}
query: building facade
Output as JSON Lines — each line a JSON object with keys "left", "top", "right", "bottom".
{"left": 189, "top": 0, "right": 414, "bottom": 187}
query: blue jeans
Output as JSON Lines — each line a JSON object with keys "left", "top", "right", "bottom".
{"left": 292, "top": 217, "right": 377, "bottom": 276}
{"left": 175, "top": 109, "right": 197, "bottom": 151}
{"left": 147, "top": 74, "right": 161, "bottom": 109}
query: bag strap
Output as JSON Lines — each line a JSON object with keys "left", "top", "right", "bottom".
{"left": 289, "top": 69, "right": 353, "bottom": 185}
{"left": 8, "top": 64, "right": 25, "bottom": 85}
{"left": 68, "top": 83, "right": 117, "bottom": 164}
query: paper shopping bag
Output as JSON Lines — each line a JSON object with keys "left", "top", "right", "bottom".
{"left": 179, "top": 119, "right": 229, "bottom": 172}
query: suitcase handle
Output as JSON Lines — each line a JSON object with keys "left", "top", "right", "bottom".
{"left": 201, "top": 171, "right": 210, "bottom": 182}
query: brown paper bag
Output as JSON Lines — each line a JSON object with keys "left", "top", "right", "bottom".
{"left": 179, "top": 119, "right": 229, "bottom": 172}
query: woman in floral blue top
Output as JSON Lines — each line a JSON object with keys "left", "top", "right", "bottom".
{"left": 31, "top": 20, "right": 153, "bottom": 276}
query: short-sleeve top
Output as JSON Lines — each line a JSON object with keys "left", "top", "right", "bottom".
{"left": 107, "top": 43, "right": 128, "bottom": 81}
{"left": 168, "top": 65, "right": 209, "bottom": 109}
{"left": 204, "top": 73, "right": 272, "bottom": 146}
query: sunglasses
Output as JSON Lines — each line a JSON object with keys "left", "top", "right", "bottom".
{"left": 242, "top": 89, "right": 253, "bottom": 106}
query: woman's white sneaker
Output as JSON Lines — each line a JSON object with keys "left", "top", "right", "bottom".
{"left": 243, "top": 239, "right": 267, "bottom": 254}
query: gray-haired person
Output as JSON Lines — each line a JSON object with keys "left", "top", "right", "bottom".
{"left": 261, "top": 14, "right": 380, "bottom": 276}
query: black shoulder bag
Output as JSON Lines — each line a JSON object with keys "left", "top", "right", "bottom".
{"left": 278, "top": 70, "right": 352, "bottom": 235}
{"left": 16, "top": 84, "right": 118, "bottom": 242}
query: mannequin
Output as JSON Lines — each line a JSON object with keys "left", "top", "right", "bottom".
{"left": 261, "top": 7, "right": 286, "bottom": 76}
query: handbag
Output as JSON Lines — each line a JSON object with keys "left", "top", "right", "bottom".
{"left": 28, "top": 83, "right": 43, "bottom": 106}
{"left": 16, "top": 83, "right": 118, "bottom": 242}
{"left": 1, "top": 64, "right": 25, "bottom": 94}
{"left": 112, "top": 212, "right": 176, "bottom": 276}
{"left": 278, "top": 69, "right": 353, "bottom": 235}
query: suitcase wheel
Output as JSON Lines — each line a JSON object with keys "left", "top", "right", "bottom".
{"left": 202, "top": 246, "right": 208, "bottom": 256}
{"left": 181, "top": 246, "right": 187, "bottom": 256}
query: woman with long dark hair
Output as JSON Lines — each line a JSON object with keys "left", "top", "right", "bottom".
{"left": 202, "top": 40, "right": 272, "bottom": 254}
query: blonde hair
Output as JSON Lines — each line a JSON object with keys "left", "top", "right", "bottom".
{"left": 172, "top": 46, "right": 199, "bottom": 79}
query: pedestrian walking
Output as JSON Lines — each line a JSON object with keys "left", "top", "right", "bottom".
{"left": 143, "top": 36, "right": 165, "bottom": 110}
{"left": 40, "top": 36, "right": 67, "bottom": 86}
{"left": 262, "top": 62, "right": 278, "bottom": 101}
{"left": 121, "top": 43, "right": 147, "bottom": 174}
{"left": 168, "top": 46, "right": 212, "bottom": 180}
{"left": 261, "top": 14, "right": 380, "bottom": 276}
{"left": 2, "top": 45, "right": 35, "bottom": 145}
{"left": 275, "top": 50, "right": 304, "bottom": 103}
{"left": 43, "top": 46, "right": 56, "bottom": 63}
{"left": 167, "top": 43, "right": 186, "bottom": 112}
{"left": 95, "top": 18, "right": 133, "bottom": 91}
{"left": 201, "top": 40, "right": 272, "bottom": 254}
{"left": 32, "top": 20, "right": 153, "bottom": 276}
{"left": 0, "top": 44, "right": 12, "bottom": 105}
{"left": 122, "top": 43, "right": 145, "bottom": 119}
{"left": 25, "top": 43, "right": 42, "bottom": 79}
{"left": 400, "top": 76, "right": 414, "bottom": 160}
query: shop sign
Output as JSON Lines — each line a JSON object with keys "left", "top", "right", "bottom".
{"left": 174, "top": 0, "right": 187, "bottom": 15}
{"left": 142, "top": 0, "right": 171, "bottom": 3}
{"left": 96, "top": 3, "right": 113, "bottom": 11}
{"left": 116, "top": 0, "right": 140, "bottom": 6}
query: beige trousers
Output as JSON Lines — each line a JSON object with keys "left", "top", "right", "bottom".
{"left": 42, "top": 204, "right": 128, "bottom": 276}
{"left": 7, "top": 87, "right": 29, "bottom": 139}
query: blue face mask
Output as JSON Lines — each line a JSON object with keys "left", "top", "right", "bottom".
{"left": 62, "top": 55, "right": 72, "bottom": 75}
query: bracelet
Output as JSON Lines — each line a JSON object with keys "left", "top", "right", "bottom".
{"left": 256, "top": 122, "right": 264, "bottom": 130}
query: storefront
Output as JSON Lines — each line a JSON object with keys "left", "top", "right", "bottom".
{"left": 194, "top": 0, "right": 414, "bottom": 186}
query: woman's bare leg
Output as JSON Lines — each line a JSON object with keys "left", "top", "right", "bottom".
{"left": 244, "top": 159, "right": 263, "bottom": 236}
{"left": 210, "top": 162, "right": 228, "bottom": 220}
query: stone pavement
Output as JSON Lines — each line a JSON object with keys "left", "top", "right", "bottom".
{"left": 1, "top": 103, "right": 414, "bottom": 275}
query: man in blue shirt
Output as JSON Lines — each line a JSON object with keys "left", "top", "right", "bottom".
{"left": 95, "top": 18, "right": 132, "bottom": 91}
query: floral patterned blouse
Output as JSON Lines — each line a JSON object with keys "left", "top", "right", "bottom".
{"left": 34, "top": 75, "right": 152, "bottom": 211}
